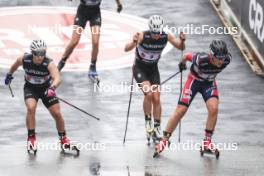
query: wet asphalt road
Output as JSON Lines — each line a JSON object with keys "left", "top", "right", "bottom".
{"left": 0, "top": 0, "right": 264, "bottom": 175}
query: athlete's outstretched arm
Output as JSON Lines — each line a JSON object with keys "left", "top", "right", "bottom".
{"left": 8, "top": 55, "right": 23, "bottom": 74}
{"left": 124, "top": 32, "right": 143, "bottom": 52}
{"left": 48, "top": 62, "right": 61, "bottom": 89}
{"left": 168, "top": 32, "right": 185, "bottom": 50}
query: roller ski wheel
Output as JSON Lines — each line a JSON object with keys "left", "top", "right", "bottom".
{"left": 27, "top": 148, "right": 37, "bottom": 155}
{"left": 200, "top": 139, "right": 220, "bottom": 159}
{"left": 60, "top": 136, "right": 80, "bottom": 156}
{"left": 200, "top": 146, "right": 220, "bottom": 159}
{"left": 61, "top": 145, "right": 80, "bottom": 156}
{"left": 27, "top": 135, "right": 37, "bottom": 155}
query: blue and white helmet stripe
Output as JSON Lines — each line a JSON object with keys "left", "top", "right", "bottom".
{"left": 148, "top": 15, "right": 164, "bottom": 33}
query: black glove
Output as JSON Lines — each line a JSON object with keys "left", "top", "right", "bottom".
{"left": 178, "top": 62, "right": 187, "bottom": 72}
{"left": 117, "top": 4, "right": 123, "bottom": 13}
{"left": 4, "top": 73, "right": 13, "bottom": 85}
{"left": 57, "top": 60, "right": 66, "bottom": 71}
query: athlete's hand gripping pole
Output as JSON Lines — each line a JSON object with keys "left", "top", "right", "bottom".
{"left": 4, "top": 73, "right": 14, "bottom": 97}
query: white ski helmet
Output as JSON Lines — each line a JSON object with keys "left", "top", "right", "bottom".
{"left": 148, "top": 15, "right": 164, "bottom": 33}
{"left": 30, "top": 39, "right": 47, "bottom": 56}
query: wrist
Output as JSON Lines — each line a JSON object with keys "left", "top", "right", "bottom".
{"left": 50, "top": 85, "right": 56, "bottom": 90}
{"left": 180, "top": 59, "right": 186, "bottom": 64}
{"left": 180, "top": 37, "right": 185, "bottom": 42}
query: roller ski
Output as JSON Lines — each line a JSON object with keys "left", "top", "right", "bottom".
{"left": 27, "top": 135, "right": 37, "bottom": 155}
{"left": 88, "top": 64, "right": 100, "bottom": 86}
{"left": 153, "top": 131, "right": 171, "bottom": 158}
{"left": 153, "top": 138, "right": 170, "bottom": 158}
{"left": 200, "top": 138, "right": 220, "bottom": 159}
{"left": 145, "top": 118, "right": 153, "bottom": 146}
{"left": 60, "top": 136, "right": 80, "bottom": 156}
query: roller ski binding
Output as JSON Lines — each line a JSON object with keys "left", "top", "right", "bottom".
{"left": 60, "top": 136, "right": 80, "bottom": 156}
{"left": 152, "top": 126, "right": 162, "bottom": 145}
{"left": 200, "top": 138, "right": 220, "bottom": 159}
{"left": 153, "top": 131, "right": 171, "bottom": 158}
{"left": 27, "top": 135, "right": 37, "bottom": 155}
{"left": 153, "top": 138, "right": 170, "bottom": 158}
{"left": 88, "top": 64, "right": 100, "bottom": 86}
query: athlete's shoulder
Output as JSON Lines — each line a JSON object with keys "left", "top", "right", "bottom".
{"left": 197, "top": 52, "right": 210, "bottom": 59}
{"left": 143, "top": 30, "right": 151, "bottom": 38}
{"left": 184, "top": 52, "right": 193, "bottom": 62}
{"left": 23, "top": 53, "right": 33, "bottom": 63}
{"left": 43, "top": 56, "right": 53, "bottom": 67}
{"left": 193, "top": 52, "right": 210, "bottom": 66}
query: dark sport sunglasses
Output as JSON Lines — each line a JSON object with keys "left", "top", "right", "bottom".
{"left": 32, "top": 50, "right": 46, "bottom": 56}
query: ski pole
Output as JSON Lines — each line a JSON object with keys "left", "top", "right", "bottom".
{"left": 160, "top": 71, "right": 181, "bottom": 86}
{"left": 123, "top": 71, "right": 134, "bottom": 144}
{"left": 178, "top": 49, "right": 184, "bottom": 143}
{"left": 150, "top": 70, "right": 181, "bottom": 93}
{"left": 178, "top": 71, "right": 183, "bottom": 143}
{"left": 57, "top": 97, "right": 100, "bottom": 121}
{"left": 8, "top": 84, "right": 14, "bottom": 97}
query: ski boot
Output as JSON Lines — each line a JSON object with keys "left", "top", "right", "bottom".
{"left": 152, "top": 126, "right": 162, "bottom": 144}
{"left": 60, "top": 136, "right": 80, "bottom": 155}
{"left": 200, "top": 137, "right": 220, "bottom": 159}
{"left": 153, "top": 138, "right": 170, "bottom": 158}
{"left": 145, "top": 118, "right": 153, "bottom": 146}
{"left": 88, "top": 64, "right": 100, "bottom": 85}
{"left": 27, "top": 135, "right": 37, "bottom": 155}
{"left": 153, "top": 131, "right": 171, "bottom": 158}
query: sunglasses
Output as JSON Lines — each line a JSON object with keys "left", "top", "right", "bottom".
{"left": 210, "top": 50, "right": 227, "bottom": 61}
{"left": 32, "top": 50, "right": 46, "bottom": 56}
{"left": 214, "top": 54, "right": 227, "bottom": 61}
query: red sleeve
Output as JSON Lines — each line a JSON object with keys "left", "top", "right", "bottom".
{"left": 185, "top": 53, "right": 193, "bottom": 62}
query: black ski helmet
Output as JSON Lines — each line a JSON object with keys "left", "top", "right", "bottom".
{"left": 210, "top": 40, "right": 228, "bottom": 58}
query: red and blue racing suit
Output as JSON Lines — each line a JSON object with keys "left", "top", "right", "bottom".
{"left": 178, "top": 52, "right": 231, "bottom": 107}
